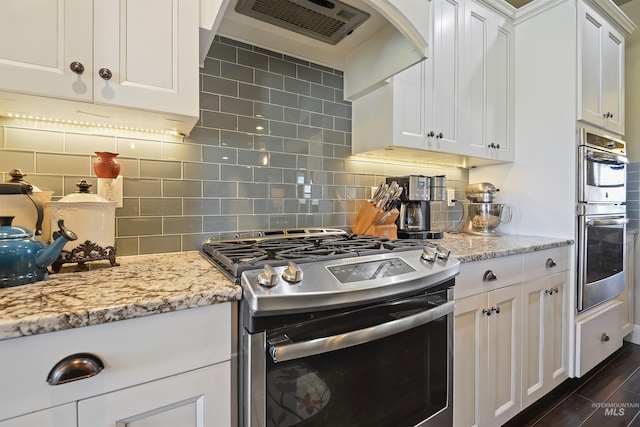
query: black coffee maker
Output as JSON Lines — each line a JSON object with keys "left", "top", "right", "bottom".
{"left": 386, "top": 175, "right": 445, "bottom": 239}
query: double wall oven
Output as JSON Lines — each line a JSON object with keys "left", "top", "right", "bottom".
{"left": 576, "top": 128, "right": 628, "bottom": 313}
{"left": 201, "top": 230, "right": 460, "bottom": 427}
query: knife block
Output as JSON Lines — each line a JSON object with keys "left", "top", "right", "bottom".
{"left": 352, "top": 202, "right": 378, "bottom": 235}
{"left": 365, "top": 209, "right": 399, "bottom": 239}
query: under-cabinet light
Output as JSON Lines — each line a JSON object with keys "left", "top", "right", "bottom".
{"left": 4, "top": 113, "right": 182, "bottom": 136}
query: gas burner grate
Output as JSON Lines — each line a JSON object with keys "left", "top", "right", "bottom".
{"left": 200, "top": 229, "right": 429, "bottom": 283}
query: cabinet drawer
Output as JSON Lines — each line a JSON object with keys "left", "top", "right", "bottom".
{"left": 455, "top": 255, "right": 523, "bottom": 299}
{"left": 523, "top": 246, "right": 572, "bottom": 282}
{"left": 0, "top": 303, "right": 231, "bottom": 421}
{"left": 575, "top": 301, "right": 623, "bottom": 377}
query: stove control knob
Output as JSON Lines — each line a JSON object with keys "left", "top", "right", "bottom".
{"left": 436, "top": 245, "right": 451, "bottom": 261}
{"left": 282, "top": 262, "right": 303, "bottom": 283}
{"left": 421, "top": 247, "right": 436, "bottom": 263}
{"left": 257, "top": 264, "right": 278, "bottom": 288}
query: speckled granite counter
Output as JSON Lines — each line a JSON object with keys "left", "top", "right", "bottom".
{"left": 0, "top": 251, "right": 241, "bottom": 341}
{"left": 0, "top": 234, "right": 573, "bottom": 341}
{"left": 432, "top": 233, "right": 574, "bottom": 262}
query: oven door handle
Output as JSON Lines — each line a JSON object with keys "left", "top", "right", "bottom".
{"left": 268, "top": 300, "right": 455, "bottom": 363}
{"left": 586, "top": 151, "right": 628, "bottom": 165}
{"left": 586, "top": 217, "right": 629, "bottom": 226}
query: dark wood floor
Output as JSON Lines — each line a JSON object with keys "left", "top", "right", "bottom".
{"left": 504, "top": 341, "right": 640, "bottom": 427}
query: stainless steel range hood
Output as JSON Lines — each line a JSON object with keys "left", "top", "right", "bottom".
{"left": 235, "top": 0, "right": 371, "bottom": 45}
{"left": 216, "top": 0, "right": 430, "bottom": 100}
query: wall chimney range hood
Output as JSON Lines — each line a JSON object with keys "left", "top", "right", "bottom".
{"left": 235, "top": 0, "right": 371, "bottom": 45}
{"left": 217, "top": 0, "right": 431, "bottom": 100}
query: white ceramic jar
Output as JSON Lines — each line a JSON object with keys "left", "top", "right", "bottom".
{"left": 48, "top": 181, "right": 117, "bottom": 252}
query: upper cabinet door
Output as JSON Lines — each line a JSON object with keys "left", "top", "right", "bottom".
{"left": 578, "top": 0, "right": 625, "bottom": 135}
{"left": 93, "top": 0, "right": 199, "bottom": 117}
{"left": 0, "top": 0, "right": 93, "bottom": 101}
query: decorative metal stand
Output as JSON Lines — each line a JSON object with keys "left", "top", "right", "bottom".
{"left": 51, "top": 240, "right": 119, "bottom": 273}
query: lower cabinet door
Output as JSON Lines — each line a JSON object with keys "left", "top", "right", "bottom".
{"left": 78, "top": 363, "right": 230, "bottom": 427}
{"left": 0, "top": 403, "right": 76, "bottom": 427}
{"left": 486, "top": 285, "right": 522, "bottom": 427}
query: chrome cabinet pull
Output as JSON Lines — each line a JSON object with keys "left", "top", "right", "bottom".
{"left": 70, "top": 62, "right": 85, "bottom": 74}
{"left": 546, "top": 258, "right": 557, "bottom": 268}
{"left": 98, "top": 68, "right": 113, "bottom": 80}
{"left": 483, "top": 270, "right": 497, "bottom": 282}
{"left": 47, "top": 353, "right": 104, "bottom": 385}
{"left": 483, "top": 306, "right": 500, "bottom": 316}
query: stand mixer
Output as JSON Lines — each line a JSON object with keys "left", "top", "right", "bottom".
{"left": 461, "top": 183, "right": 512, "bottom": 236}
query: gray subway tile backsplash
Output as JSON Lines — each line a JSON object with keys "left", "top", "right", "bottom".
{"left": 0, "top": 36, "right": 468, "bottom": 256}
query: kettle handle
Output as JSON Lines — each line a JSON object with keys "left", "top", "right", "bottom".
{"left": 0, "top": 183, "right": 43, "bottom": 235}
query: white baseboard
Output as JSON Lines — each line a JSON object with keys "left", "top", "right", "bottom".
{"left": 624, "top": 325, "right": 640, "bottom": 345}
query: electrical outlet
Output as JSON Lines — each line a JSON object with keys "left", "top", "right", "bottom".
{"left": 447, "top": 189, "right": 455, "bottom": 207}
{"left": 97, "top": 176, "right": 123, "bottom": 208}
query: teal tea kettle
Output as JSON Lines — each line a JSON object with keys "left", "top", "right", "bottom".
{"left": 0, "top": 182, "right": 78, "bottom": 288}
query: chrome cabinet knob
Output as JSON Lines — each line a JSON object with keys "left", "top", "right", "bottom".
{"left": 436, "top": 132, "right": 443, "bottom": 139}
{"left": 483, "top": 270, "right": 497, "bottom": 282}
{"left": 257, "top": 264, "right": 278, "bottom": 287}
{"left": 70, "top": 62, "right": 85, "bottom": 74}
{"left": 601, "top": 333, "right": 610, "bottom": 342}
{"left": 282, "top": 262, "right": 303, "bottom": 283}
{"left": 98, "top": 68, "right": 113, "bottom": 80}
{"left": 427, "top": 131, "right": 435, "bottom": 137}
{"left": 546, "top": 258, "right": 557, "bottom": 268}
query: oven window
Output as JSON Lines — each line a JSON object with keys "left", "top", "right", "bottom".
{"left": 264, "top": 305, "right": 449, "bottom": 427}
{"left": 586, "top": 224, "right": 624, "bottom": 283}
{"left": 586, "top": 159, "right": 626, "bottom": 188}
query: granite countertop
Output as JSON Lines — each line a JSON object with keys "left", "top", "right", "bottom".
{"left": 0, "top": 233, "right": 573, "bottom": 341}
{"left": 0, "top": 251, "right": 241, "bottom": 341}
{"left": 434, "top": 232, "right": 574, "bottom": 262}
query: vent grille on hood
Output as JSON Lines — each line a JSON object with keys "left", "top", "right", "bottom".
{"left": 235, "top": 0, "right": 370, "bottom": 45}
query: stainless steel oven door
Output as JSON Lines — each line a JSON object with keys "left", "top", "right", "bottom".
{"left": 578, "top": 145, "right": 627, "bottom": 204}
{"left": 577, "top": 212, "right": 628, "bottom": 312}
{"left": 242, "top": 287, "right": 454, "bottom": 427}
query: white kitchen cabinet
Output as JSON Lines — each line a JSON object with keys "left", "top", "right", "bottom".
{"left": 367, "top": 0, "right": 463, "bottom": 152}
{"left": 78, "top": 363, "right": 229, "bottom": 427}
{"left": 352, "top": 0, "right": 516, "bottom": 168}
{"left": 0, "top": 404, "right": 76, "bottom": 427}
{"left": 575, "top": 300, "right": 623, "bottom": 376}
{"left": 0, "top": 0, "right": 199, "bottom": 135}
{"left": 454, "top": 284, "right": 522, "bottom": 427}
{"left": 578, "top": 0, "right": 626, "bottom": 135}
{"left": 462, "top": 0, "right": 515, "bottom": 162}
{"left": 0, "top": 304, "right": 233, "bottom": 426}
{"left": 522, "top": 272, "right": 570, "bottom": 408}
{"left": 454, "top": 254, "right": 523, "bottom": 427}
{"left": 621, "top": 231, "right": 636, "bottom": 337}
{"left": 521, "top": 246, "right": 570, "bottom": 408}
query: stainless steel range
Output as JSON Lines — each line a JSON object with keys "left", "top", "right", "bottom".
{"left": 201, "top": 229, "right": 460, "bottom": 427}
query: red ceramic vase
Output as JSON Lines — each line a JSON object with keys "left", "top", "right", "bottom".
{"left": 93, "top": 152, "right": 121, "bottom": 178}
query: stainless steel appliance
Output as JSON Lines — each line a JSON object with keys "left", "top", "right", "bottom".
{"left": 461, "top": 183, "right": 512, "bottom": 236}
{"left": 576, "top": 128, "right": 628, "bottom": 313}
{"left": 577, "top": 128, "right": 627, "bottom": 204}
{"left": 201, "top": 229, "right": 460, "bottom": 427}
{"left": 387, "top": 175, "right": 447, "bottom": 239}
